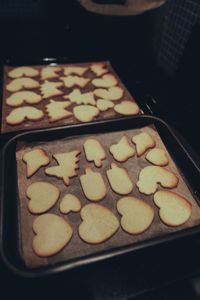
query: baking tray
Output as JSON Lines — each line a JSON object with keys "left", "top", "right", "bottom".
{"left": 1, "top": 115, "right": 200, "bottom": 277}
{"left": 0, "top": 57, "right": 144, "bottom": 139}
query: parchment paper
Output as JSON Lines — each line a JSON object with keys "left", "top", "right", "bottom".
{"left": 16, "top": 125, "right": 200, "bottom": 268}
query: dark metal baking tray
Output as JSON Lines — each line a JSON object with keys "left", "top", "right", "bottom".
{"left": 1, "top": 114, "right": 200, "bottom": 278}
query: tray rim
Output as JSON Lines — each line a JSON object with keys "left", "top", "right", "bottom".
{"left": 1, "top": 114, "right": 200, "bottom": 278}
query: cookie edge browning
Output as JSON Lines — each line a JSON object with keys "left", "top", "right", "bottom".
{"left": 26, "top": 181, "right": 60, "bottom": 214}
{"left": 6, "top": 106, "right": 44, "bottom": 125}
{"left": 145, "top": 148, "right": 169, "bottom": 166}
{"left": 6, "top": 91, "right": 42, "bottom": 107}
{"left": 8, "top": 67, "right": 39, "bottom": 78}
{"left": 109, "top": 135, "right": 135, "bottom": 162}
{"left": 114, "top": 100, "right": 140, "bottom": 116}
{"left": 83, "top": 138, "right": 106, "bottom": 167}
{"left": 23, "top": 148, "right": 50, "bottom": 178}
{"left": 136, "top": 166, "right": 179, "bottom": 195}
{"left": 132, "top": 132, "right": 156, "bottom": 157}
{"left": 59, "top": 193, "right": 81, "bottom": 214}
{"left": 154, "top": 190, "right": 192, "bottom": 227}
{"left": 73, "top": 105, "right": 100, "bottom": 122}
{"left": 32, "top": 213, "right": 73, "bottom": 257}
{"left": 78, "top": 203, "right": 120, "bottom": 244}
{"left": 117, "top": 196, "right": 154, "bottom": 234}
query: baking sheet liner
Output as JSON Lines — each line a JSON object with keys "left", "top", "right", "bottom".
{"left": 1, "top": 61, "right": 140, "bottom": 134}
{"left": 16, "top": 125, "right": 200, "bottom": 268}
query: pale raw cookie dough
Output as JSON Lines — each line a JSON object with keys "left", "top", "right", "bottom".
{"left": 26, "top": 182, "right": 60, "bottom": 214}
{"left": 64, "top": 88, "right": 96, "bottom": 105}
{"left": 6, "top": 106, "right": 44, "bottom": 125}
{"left": 6, "top": 91, "right": 42, "bottom": 107}
{"left": 92, "top": 74, "right": 118, "bottom": 88}
{"left": 60, "top": 76, "right": 90, "bottom": 88}
{"left": 132, "top": 132, "right": 156, "bottom": 157}
{"left": 73, "top": 105, "right": 99, "bottom": 122}
{"left": 96, "top": 99, "right": 114, "bottom": 111}
{"left": 45, "top": 100, "right": 72, "bottom": 122}
{"left": 94, "top": 86, "right": 124, "bottom": 101}
{"left": 154, "top": 190, "right": 192, "bottom": 226}
{"left": 6, "top": 78, "right": 39, "bottom": 92}
{"left": 8, "top": 66, "right": 39, "bottom": 78}
{"left": 40, "top": 80, "right": 63, "bottom": 99}
{"left": 137, "top": 166, "right": 179, "bottom": 195}
{"left": 60, "top": 194, "right": 81, "bottom": 214}
{"left": 80, "top": 167, "right": 107, "bottom": 201}
{"left": 23, "top": 148, "right": 50, "bottom": 177}
{"left": 78, "top": 203, "right": 119, "bottom": 244}
{"left": 146, "top": 148, "right": 169, "bottom": 166}
{"left": 117, "top": 196, "right": 154, "bottom": 234}
{"left": 33, "top": 213, "right": 73, "bottom": 257}
{"left": 110, "top": 135, "right": 135, "bottom": 162}
{"left": 84, "top": 138, "right": 106, "bottom": 167}
{"left": 90, "top": 63, "right": 108, "bottom": 76}
{"left": 106, "top": 163, "right": 133, "bottom": 195}
{"left": 114, "top": 100, "right": 140, "bottom": 116}
{"left": 45, "top": 150, "right": 80, "bottom": 186}
{"left": 64, "top": 66, "right": 88, "bottom": 76}
{"left": 41, "top": 66, "right": 61, "bottom": 80}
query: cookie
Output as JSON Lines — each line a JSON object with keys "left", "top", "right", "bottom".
{"left": 45, "top": 100, "right": 72, "bottom": 122}
{"left": 40, "top": 80, "right": 63, "bottom": 99}
{"left": 60, "top": 194, "right": 81, "bottom": 214}
{"left": 110, "top": 135, "right": 135, "bottom": 162}
{"left": 92, "top": 74, "right": 117, "bottom": 88}
{"left": 154, "top": 191, "right": 192, "bottom": 226}
{"left": 73, "top": 105, "right": 99, "bottom": 122}
{"left": 6, "top": 91, "right": 42, "bottom": 107}
{"left": 90, "top": 63, "right": 108, "bottom": 76}
{"left": 117, "top": 196, "right": 154, "bottom": 234}
{"left": 6, "top": 106, "right": 44, "bottom": 125}
{"left": 26, "top": 182, "right": 60, "bottom": 214}
{"left": 146, "top": 148, "right": 169, "bottom": 166}
{"left": 23, "top": 148, "right": 50, "bottom": 177}
{"left": 6, "top": 78, "right": 39, "bottom": 92}
{"left": 137, "top": 166, "right": 179, "bottom": 195}
{"left": 106, "top": 163, "right": 133, "bottom": 195}
{"left": 45, "top": 150, "right": 80, "bottom": 186}
{"left": 33, "top": 213, "right": 73, "bottom": 257}
{"left": 41, "top": 66, "right": 61, "bottom": 80}
{"left": 83, "top": 138, "right": 106, "bottom": 167}
{"left": 64, "top": 66, "right": 88, "bottom": 76}
{"left": 96, "top": 99, "right": 114, "bottom": 111}
{"left": 94, "top": 86, "right": 124, "bottom": 101}
{"left": 64, "top": 88, "right": 96, "bottom": 105}
{"left": 80, "top": 167, "right": 107, "bottom": 201}
{"left": 114, "top": 100, "right": 140, "bottom": 116}
{"left": 60, "top": 76, "right": 90, "bottom": 88}
{"left": 8, "top": 66, "right": 39, "bottom": 78}
{"left": 132, "top": 132, "right": 156, "bottom": 157}
{"left": 78, "top": 203, "right": 119, "bottom": 244}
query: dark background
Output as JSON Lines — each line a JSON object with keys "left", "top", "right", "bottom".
{"left": 1, "top": 1, "right": 200, "bottom": 299}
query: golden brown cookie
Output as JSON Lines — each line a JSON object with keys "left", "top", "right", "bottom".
{"left": 94, "top": 86, "right": 124, "bottom": 101}
{"left": 132, "top": 132, "right": 156, "bottom": 156}
{"left": 6, "top": 78, "right": 39, "bottom": 92}
{"left": 40, "top": 80, "right": 63, "bottom": 99}
{"left": 90, "top": 63, "right": 108, "bottom": 76}
{"left": 73, "top": 105, "right": 99, "bottom": 122}
{"left": 92, "top": 74, "right": 117, "bottom": 88}
{"left": 45, "top": 100, "right": 72, "bottom": 122}
{"left": 154, "top": 191, "right": 192, "bottom": 226}
{"left": 8, "top": 66, "right": 39, "bottom": 78}
{"left": 96, "top": 99, "right": 114, "bottom": 111}
{"left": 41, "top": 66, "right": 61, "bottom": 80}
{"left": 114, "top": 101, "right": 140, "bottom": 116}
{"left": 84, "top": 138, "right": 106, "bottom": 167}
{"left": 146, "top": 148, "right": 169, "bottom": 166}
{"left": 23, "top": 148, "right": 50, "bottom": 177}
{"left": 6, "top": 106, "right": 44, "bottom": 125}
{"left": 60, "top": 194, "right": 81, "bottom": 214}
{"left": 60, "top": 76, "right": 90, "bottom": 88}
{"left": 64, "top": 88, "right": 96, "bottom": 105}
{"left": 110, "top": 135, "right": 135, "bottom": 162}
{"left": 64, "top": 66, "right": 88, "bottom": 76}
{"left": 78, "top": 203, "right": 119, "bottom": 244}
{"left": 6, "top": 91, "right": 42, "bottom": 107}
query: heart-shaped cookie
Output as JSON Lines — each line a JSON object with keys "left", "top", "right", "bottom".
{"left": 6, "top": 91, "right": 42, "bottom": 107}
{"left": 6, "top": 78, "right": 39, "bottom": 92}
{"left": 92, "top": 74, "right": 117, "bottom": 88}
{"left": 79, "top": 203, "right": 119, "bottom": 244}
{"left": 96, "top": 99, "right": 114, "bottom": 111}
{"left": 114, "top": 101, "right": 140, "bottom": 115}
{"left": 117, "top": 196, "right": 154, "bottom": 234}
{"left": 26, "top": 182, "right": 60, "bottom": 214}
{"left": 6, "top": 106, "right": 44, "bottom": 125}
{"left": 154, "top": 191, "right": 192, "bottom": 226}
{"left": 33, "top": 213, "right": 73, "bottom": 257}
{"left": 137, "top": 166, "right": 179, "bottom": 195}
{"left": 60, "top": 194, "right": 81, "bottom": 214}
{"left": 146, "top": 148, "right": 169, "bottom": 166}
{"left": 8, "top": 66, "right": 39, "bottom": 78}
{"left": 73, "top": 105, "right": 99, "bottom": 122}
{"left": 94, "top": 86, "right": 124, "bottom": 101}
